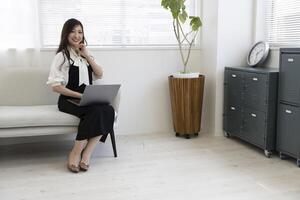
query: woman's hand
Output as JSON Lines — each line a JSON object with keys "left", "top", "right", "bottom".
{"left": 77, "top": 43, "right": 103, "bottom": 78}
{"left": 78, "top": 43, "right": 89, "bottom": 58}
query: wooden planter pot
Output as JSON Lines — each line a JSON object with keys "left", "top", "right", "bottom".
{"left": 168, "top": 75, "right": 205, "bottom": 139}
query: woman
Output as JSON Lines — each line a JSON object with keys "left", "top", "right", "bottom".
{"left": 47, "top": 18, "right": 115, "bottom": 173}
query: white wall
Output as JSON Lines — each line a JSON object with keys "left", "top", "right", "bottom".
{"left": 265, "top": 49, "right": 280, "bottom": 68}
{"left": 196, "top": 0, "right": 219, "bottom": 135}
{"left": 200, "top": 0, "right": 255, "bottom": 136}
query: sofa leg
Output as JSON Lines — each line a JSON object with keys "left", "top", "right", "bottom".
{"left": 110, "top": 131, "right": 117, "bottom": 157}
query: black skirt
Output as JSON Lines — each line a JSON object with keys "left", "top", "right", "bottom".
{"left": 58, "top": 96, "right": 115, "bottom": 141}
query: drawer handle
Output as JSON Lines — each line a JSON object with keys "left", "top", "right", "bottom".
{"left": 285, "top": 109, "right": 292, "bottom": 114}
{"left": 251, "top": 113, "right": 257, "bottom": 117}
{"left": 230, "top": 107, "right": 236, "bottom": 110}
{"left": 288, "top": 58, "right": 294, "bottom": 62}
{"left": 252, "top": 77, "right": 258, "bottom": 81}
{"left": 231, "top": 74, "right": 237, "bottom": 78}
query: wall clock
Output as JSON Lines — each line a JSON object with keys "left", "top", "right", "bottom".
{"left": 247, "top": 41, "right": 270, "bottom": 67}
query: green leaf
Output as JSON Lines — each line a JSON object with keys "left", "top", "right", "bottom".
{"left": 170, "top": 1, "right": 180, "bottom": 18}
{"left": 161, "top": 0, "right": 171, "bottom": 9}
{"left": 178, "top": 10, "right": 187, "bottom": 23}
{"left": 189, "top": 16, "right": 202, "bottom": 31}
{"left": 161, "top": 0, "right": 186, "bottom": 19}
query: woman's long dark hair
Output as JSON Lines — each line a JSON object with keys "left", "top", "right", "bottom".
{"left": 56, "top": 18, "right": 87, "bottom": 67}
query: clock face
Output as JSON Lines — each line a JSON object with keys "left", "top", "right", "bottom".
{"left": 247, "top": 42, "right": 269, "bottom": 67}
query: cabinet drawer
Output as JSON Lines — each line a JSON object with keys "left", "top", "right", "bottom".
{"left": 242, "top": 109, "right": 266, "bottom": 147}
{"left": 225, "top": 70, "right": 244, "bottom": 105}
{"left": 225, "top": 70, "right": 244, "bottom": 91}
{"left": 244, "top": 73, "right": 268, "bottom": 111}
{"left": 277, "top": 104, "right": 300, "bottom": 156}
{"left": 279, "top": 54, "right": 300, "bottom": 104}
{"left": 223, "top": 105, "right": 242, "bottom": 135}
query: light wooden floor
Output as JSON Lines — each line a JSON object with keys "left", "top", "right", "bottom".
{"left": 0, "top": 133, "right": 300, "bottom": 200}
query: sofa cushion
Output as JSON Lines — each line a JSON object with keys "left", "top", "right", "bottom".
{"left": 0, "top": 68, "right": 58, "bottom": 106}
{"left": 0, "top": 105, "right": 79, "bottom": 128}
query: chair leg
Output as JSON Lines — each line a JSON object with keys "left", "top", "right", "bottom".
{"left": 110, "top": 131, "right": 117, "bottom": 157}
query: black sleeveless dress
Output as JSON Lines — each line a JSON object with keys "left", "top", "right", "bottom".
{"left": 57, "top": 62, "right": 115, "bottom": 142}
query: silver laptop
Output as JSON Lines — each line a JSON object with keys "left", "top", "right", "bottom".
{"left": 68, "top": 84, "right": 120, "bottom": 106}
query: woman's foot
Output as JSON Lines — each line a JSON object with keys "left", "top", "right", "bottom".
{"left": 68, "top": 150, "right": 81, "bottom": 173}
{"left": 79, "top": 136, "right": 101, "bottom": 172}
{"left": 68, "top": 164, "right": 80, "bottom": 173}
{"left": 79, "top": 161, "right": 89, "bottom": 171}
{"left": 80, "top": 150, "right": 91, "bottom": 171}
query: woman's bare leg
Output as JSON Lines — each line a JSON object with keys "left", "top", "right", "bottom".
{"left": 81, "top": 136, "right": 101, "bottom": 165}
{"left": 69, "top": 140, "right": 88, "bottom": 167}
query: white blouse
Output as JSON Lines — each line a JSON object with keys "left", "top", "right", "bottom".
{"left": 47, "top": 47, "right": 98, "bottom": 87}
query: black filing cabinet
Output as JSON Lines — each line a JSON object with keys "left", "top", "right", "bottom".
{"left": 223, "top": 67, "right": 278, "bottom": 157}
{"left": 277, "top": 48, "right": 300, "bottom": 167}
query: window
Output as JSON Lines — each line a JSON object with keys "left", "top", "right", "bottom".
{"left": 39, "top": 0, "right": 197, "bottom": 47}
{"left": 266, "top": 0, "right": 300, "bottom": 46}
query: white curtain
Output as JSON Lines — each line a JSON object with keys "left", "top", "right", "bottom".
{"left": 0, "top": 0, "right": 41, "bottom": 68}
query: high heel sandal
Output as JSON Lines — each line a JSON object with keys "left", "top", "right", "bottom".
{"left": 68, "top": 164, "right": 80, "bottom": 173}
{"left": 68, "top": 152, "right": 80, "bottom": 173}
{"left": 79, "top": 161, "right": 89, "bottom": 171}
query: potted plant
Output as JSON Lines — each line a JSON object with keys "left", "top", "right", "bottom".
{"left": 161, "top": 0, "right": 205, "bottom": 139}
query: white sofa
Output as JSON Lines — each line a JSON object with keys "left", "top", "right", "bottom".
{"left": 0, "top": 67, "right": 120, "bottom": 156}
